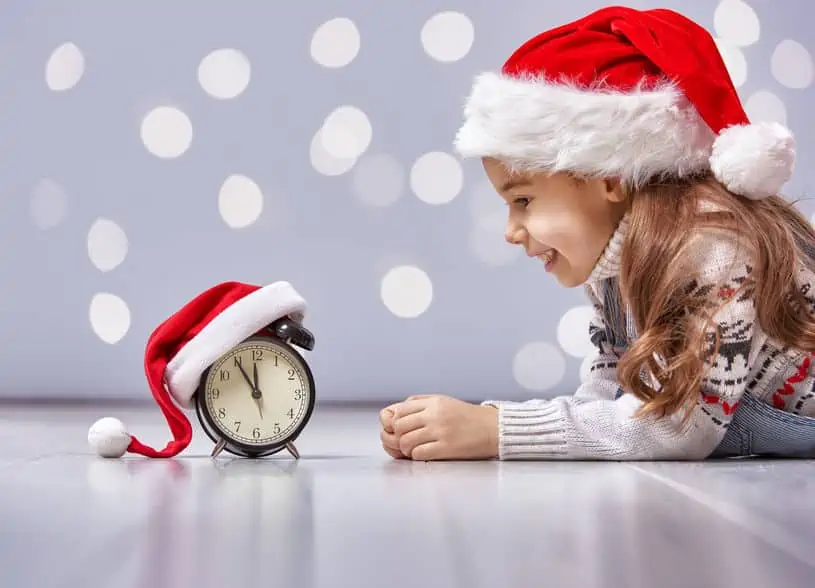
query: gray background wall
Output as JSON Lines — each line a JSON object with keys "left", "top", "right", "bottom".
{"left": 1, "top": 0, "right": 812, "bottom": 404}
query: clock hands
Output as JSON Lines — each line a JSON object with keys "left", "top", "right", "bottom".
{"left": 234, "top": 360, "right": 264, "bottom": 419}
{"left": 252, "top": 362, "right": 264, "bottom": 419}
{"left": 234, "top": 361, "right": 256, "bottom": 394}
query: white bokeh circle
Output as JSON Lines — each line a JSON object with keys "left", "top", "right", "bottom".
{"left": 45, "top": 42, "right": 84, "bottom": 91}
{"left": 557, "top": 306, "right": 596, "bottom": 358}
{"left": 310, "top": 17, "right": 360, "bottom": 68}
{"left": 198, "top": 48, "right": 251, "bottom": 99}
{"left": 352, "top": 153, "right": 405, "bottom": 207}
{"left": 320, "top": 105, "right": 372, "bottom": 160}
{"left": 744, "top": 90, "right": 787, "bottom": 126}
{"left": 89, "top": 293, "right": 131, "bottom": 344}
{"left": 512, "top": 341, "right": 566, "bottom": 391}
{"left": 218, "top": 174, "right": 264, "bottom": 228}
{"left": 713, "top": 0, "right": 760, "bottom": 47}
{"left": 410, "top": 151, "right": 463, "bottom": 205}
{"left": 420, "top": 11, "right": 474, "bottom": 62}
{"left": 771, "top": 40, "right": 814, "bottom": 89}
{"left": 140, "top": 106, "right": 193, "bottom": 158}
{"left": 30, "top": 178, "right": 68, "bottom": 229}
{"left": 310, "top": 128, "right": 358, "bottom": 176}
{"left": 714, "top": 38, "right": 747, "bottom": 87}
{"left": 380, "top": 265, "right": 433, "bottom": 318}
{"left": 87, "top": 218, "right": 128, "bottom": 272}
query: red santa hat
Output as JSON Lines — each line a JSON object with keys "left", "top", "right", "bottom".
{"left": 87, "top": 280, "right": 308, "bottom": 458}
{"left": 454, "top": 6, "right": 795, "bottom": 200}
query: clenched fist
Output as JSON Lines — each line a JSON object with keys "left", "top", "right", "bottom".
{"left": 380, "top": 394, "right": 499, "bottom": 461}
{"left": 379, "top": 403, "right": 406, "bottom": 459}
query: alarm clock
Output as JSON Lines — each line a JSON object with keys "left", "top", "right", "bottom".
{"left": 193, "top": 316, "right": 316, "bottom": 459}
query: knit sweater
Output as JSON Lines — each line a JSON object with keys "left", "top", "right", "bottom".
{"left": 482, "top": 213, "right": 815, "bottom": 460}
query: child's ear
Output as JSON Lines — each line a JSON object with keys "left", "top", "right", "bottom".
{"left": 603, "top": 177, "right": 627, "bottom": 202}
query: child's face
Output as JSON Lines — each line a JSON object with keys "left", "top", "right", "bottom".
{"left": 482, "top": 157, "right": 629, "bottom": 287}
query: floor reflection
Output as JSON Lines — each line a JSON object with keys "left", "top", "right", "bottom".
{"left": 3, "top": 405, "right": 814, "bottom": 588}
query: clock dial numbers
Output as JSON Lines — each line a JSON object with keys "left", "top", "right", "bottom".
{"left": 204, "top": 341, "right": 311, "bottom": 447}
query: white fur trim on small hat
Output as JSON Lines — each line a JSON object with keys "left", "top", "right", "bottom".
{"left": 164, "top": 280, "right": 307, "bottom": 408}
{"left": 454, "top": 71, "right": 795, "bottom": 198}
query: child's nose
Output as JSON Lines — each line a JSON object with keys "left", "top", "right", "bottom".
{"left": 505, "top": 224, "right": 524, "bottom": 245}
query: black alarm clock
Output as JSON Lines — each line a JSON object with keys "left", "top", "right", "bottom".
{"left": 193, "top": 317, "right": 316, "bottom": 459}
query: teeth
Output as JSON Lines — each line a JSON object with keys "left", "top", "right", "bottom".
{"left": 540, "top": 250, "right": 554, "bottom": 264}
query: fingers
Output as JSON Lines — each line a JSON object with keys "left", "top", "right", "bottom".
{"left": 383, "top": 444, "right": 404, "bottom": 459}
{"left": 393, "top": 400, "right": 426, "bottom": 419}
{"left": 410, "top": 441, "right": 444, "bottom": 461}
{"left": 405, "top": 393, "right": 449, "bottom": 402}
{"left": 380, "top": 396, "right": 443, "bottom": 460}
{"left": 398, "top": 427, "right": 435, "bottom": 458}
{"left": 386, "top": 394, "right": 444, "bottom": 421}
{"left": 380, "top": 429, "right": 404, "bottom": 459}
{"left": 405, "top": 394, "right": 434, "bottom": 401}
{"left": 392, "top": 411, "right": 424, "bottom": 436}
{"left": 379, "top": 406, "right": 397, "bottom": 434}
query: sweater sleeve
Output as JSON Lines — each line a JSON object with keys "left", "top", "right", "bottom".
{"left": 482, "top": 233, "right": 759, "bottom": 461}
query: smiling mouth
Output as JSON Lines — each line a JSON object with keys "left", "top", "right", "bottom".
{"left": 537, "top": 249, "right": 557, "bottom": 270}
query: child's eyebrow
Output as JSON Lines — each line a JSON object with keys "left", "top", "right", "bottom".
{"left": 500, "top": 179, "right": 532, "bottom": 192}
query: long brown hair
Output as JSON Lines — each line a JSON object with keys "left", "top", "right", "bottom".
{"left": 616, "top": 173, "right": 815, "bottom": 421}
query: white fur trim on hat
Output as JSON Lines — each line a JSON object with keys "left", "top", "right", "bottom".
{"left": 164, "top": 280, "right": 307, "bottom": 409}
{"left": 454, "top": 71, "right": 795, "bottom": 198}
{"left": 709, "top": 121, "right": 796, "bottom": 200}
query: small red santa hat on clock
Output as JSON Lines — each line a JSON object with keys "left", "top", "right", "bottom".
{"left": 454, "top": 6, "right": 795, "bottom": 199}
{"left": 87, "top": 280, "right": 307, "bottom": 458}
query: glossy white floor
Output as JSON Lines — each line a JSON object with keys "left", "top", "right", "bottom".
{"left": 3, "top": 402, "right": 814, "bottom": 588}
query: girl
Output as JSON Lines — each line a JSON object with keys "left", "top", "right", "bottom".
{"left": 379, "top": 6, "right": 815, "bottom": 461}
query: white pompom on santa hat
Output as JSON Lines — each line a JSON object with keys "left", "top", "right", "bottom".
{"left": 87, "top": 280, "right": 307, "bottom": 458}
{"left": 453, "top": 6, "right": 795, "bottom": 200}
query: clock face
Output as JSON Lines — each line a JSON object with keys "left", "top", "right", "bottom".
{"left": 202, "top": 338, "right": 313, "bottom": 448}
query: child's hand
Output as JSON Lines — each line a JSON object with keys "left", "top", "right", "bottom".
{"left": 389, "top": 394, "right": 499, "bottom": 461}
{"left": 379, "top": 404, "right": 406, "bottom": 459}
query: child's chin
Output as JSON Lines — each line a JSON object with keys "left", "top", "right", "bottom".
{"left": 552, "top": 265, "right": 586, "bottom": 288}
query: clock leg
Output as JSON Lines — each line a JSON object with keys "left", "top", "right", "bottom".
{"left": 211, "top": 438, "right": 227, "bottom": 458}
{"left": 285, "top": 441, "right": 300, "bottom": 459}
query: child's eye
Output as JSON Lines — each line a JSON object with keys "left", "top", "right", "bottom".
{"left": 512, "top": 197, "right": 530, "bottom": 208}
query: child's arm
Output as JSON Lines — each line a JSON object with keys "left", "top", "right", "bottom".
{"left": 483, "top": 234, "right": 758, "bottom": 461}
